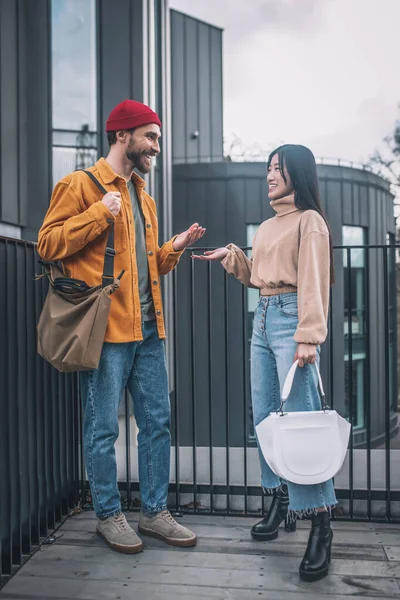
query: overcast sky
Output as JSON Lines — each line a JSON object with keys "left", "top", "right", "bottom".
{"left": 169, "top": 0, "right": 400, "bottom": 164}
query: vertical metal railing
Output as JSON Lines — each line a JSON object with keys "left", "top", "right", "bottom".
{"left": 365, "top": 247, "right": 372, "bottom": 520}
{"left": 207, "top": 261, "right": 214, "bottom": 513}
{"left": 0, "top": 237, "right": 80, "bottom": 588}
{"left": 224, "top": 271, "right": 231, "bottom": 514}
{"left": 162, "top": 245, "right": 399, "bottom": 522}
{"left": 346, "top": 247, "right": 354, "bottom": 518}
{"left": 242, "top": 282, "right": 249, "bottom": 514}
{"left": 383, "top": 247, "right": 392, "bottom": 521}
{"left": 172, "top": 267, "right": 181, "bottom": 510}
{"left": 190, "top": 258, "right": 198, "bottom": 511}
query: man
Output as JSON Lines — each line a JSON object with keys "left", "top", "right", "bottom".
{"left": 37, "top": 100, "right": 205, "bottom": 553}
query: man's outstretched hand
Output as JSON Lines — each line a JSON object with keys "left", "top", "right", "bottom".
{"left": 172, "top": 223, "right": 206, "bottom": 251}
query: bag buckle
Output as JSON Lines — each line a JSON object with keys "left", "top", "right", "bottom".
{"left": 102, "top": 275, "right": 114, "bottom": 288}
{"left": 105, "top": 247, "right": 116, "bottom": 257}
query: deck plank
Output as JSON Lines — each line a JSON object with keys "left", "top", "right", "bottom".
{"left": 21, "top": 544, "right": 400, "bottom": 578}
{"left": 60, "top": 516, "right": 400, "bottom": 546}
{"left": 0, "top": 512, "right": 399, "bottom": 600}
{"left": 52, "top": 529, "right": 390, "bottom": 561}
{"left": 71, "top": 510, "right": 379, "bottom": 531}
{"left": 1, "top": 576, "right": 399, "bottom": 600}
{"left": 2, "top": 567, "right": 400, "bottom": 599}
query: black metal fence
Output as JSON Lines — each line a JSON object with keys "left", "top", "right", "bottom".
{"left": 1, "top": 239, "right": 399, "bottom": 586}
{"left": 160, "top": 245, "right": 398, "bottom": 522}
{"left": 100, "top": 245, "right": 399, "bottom": 523}
{"left": 0, "top": 238, "right": 80, "bottom": 587}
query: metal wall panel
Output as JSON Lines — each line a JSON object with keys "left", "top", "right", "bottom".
{"left": 184, "top": 17, "right": 199, "bottom": 163}
{"left": 0, "top": 0, "right": 19, "bottom": 225}
{"left": 171, "top": 10, "right": 223, "bottom": 164}
{"left": 98, "top": 0, "right": 144, "bottom": 156}
{"left": 21, "top": 0, "right": 52, "bottom": 241}
{"left": 171, "top": 11, "right": 185, "bottom": 165}
{"left": 198, "top": 22, "right": 211, "bottom": 161}
{"left": 325, "top": 179, "right": 345, "bottom": 423}
{"left": 210, "top": 26, "right": 223, "bottom": 162}
{"left": 353, "top": 183, "right": 360, "bottom": 224}
{"left": 244, "top": 178, "right": 262, "bottom": 225}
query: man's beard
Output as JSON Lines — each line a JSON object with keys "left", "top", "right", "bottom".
{"left": 126, "top": 143, "right": 153, "bottom": 174}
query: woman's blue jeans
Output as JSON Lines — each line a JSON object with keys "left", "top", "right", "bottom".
{"left": 251, "top": 293, "right": 337, "bottom": 515}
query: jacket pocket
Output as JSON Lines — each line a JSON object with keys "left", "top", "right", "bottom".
{"left": 92, "top": 213, "right": 128, "bottom": 255}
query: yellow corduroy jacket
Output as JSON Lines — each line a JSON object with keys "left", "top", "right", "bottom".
{"left": 37, "top": 158, "right": 184, "bottom": 342}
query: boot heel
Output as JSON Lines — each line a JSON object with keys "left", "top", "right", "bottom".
{"left": 285, "top": 517, "right": 297, "bottom": 532}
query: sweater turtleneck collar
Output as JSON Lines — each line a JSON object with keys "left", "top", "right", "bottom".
{"left": 270, "top": 193, "right": 298, "bottom": 217}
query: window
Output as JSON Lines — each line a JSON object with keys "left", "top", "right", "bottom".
{"left": 343, "top": 226, "right": 367, "bottom": 336}
{"left": 343, "top": 226, "right": 368, "bottom": 429}
{"left": 51, "top": 0, "right": 98, "bottom": 183}
{"left": 344, "top": 356, "right": 366, "bottom": 431}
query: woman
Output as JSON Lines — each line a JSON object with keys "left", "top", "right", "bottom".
{"left": 193, "top": 144, "right": 337, "bottom": 582}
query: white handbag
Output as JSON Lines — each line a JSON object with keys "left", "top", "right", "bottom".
{"left": 255, "top": 360, "right": 351, "bottom": 485}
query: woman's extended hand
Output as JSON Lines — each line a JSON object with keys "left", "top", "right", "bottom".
{"left": 191, "top": 247, "right": 229, "bottom": 261}
{"left": 295, "top": 344, "right": 317, "bottom": 367}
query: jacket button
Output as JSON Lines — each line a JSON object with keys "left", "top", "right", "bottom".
{"left": 156, "top": 310, "right": 161, "bottom": 316}
{"left": 146, "top": 223, "right": 151, "bottom": 228}
{"left": 148, "top": 250, "right": 153, "bottom": 256}
{"left": 106, "top": 218, "right": 113, "bottom": 224}
{"left": 152, "top": 280, "right": 158, "bottom": 285}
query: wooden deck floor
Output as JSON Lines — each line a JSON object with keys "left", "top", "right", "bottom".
{"left": 1, "top": 511, "right": 400, "bottom": 599}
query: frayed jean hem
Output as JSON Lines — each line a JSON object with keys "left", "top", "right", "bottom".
{"left": 287, "top": 502, "right": 337, "bottom": 522}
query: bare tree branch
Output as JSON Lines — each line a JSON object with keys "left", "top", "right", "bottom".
{"left": 368, "top": 116, "right": 400, "bottom": 191}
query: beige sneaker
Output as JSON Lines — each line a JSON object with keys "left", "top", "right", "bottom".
{"left": 97, "top": 513, "right": 144, "bottom": 554}
{"left": 138, "top": 510, "right": 197, "bottom": 547}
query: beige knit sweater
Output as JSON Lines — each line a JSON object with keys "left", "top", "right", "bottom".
{"left": 221, "top": 194, "right": 330, "bottom": 345}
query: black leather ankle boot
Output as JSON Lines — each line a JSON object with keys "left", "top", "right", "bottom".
{"left": 299, "top": 511, "right": 333, "bottom": 582}
{"left": 251, "top": 485, "right": 296, "bottom": 541}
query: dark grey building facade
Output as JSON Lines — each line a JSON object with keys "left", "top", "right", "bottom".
{"left": 172, "top": 161, "right": 397, "bottom": 450}
{"left": 0, "top": 1, "right": 223, "bottom": 244}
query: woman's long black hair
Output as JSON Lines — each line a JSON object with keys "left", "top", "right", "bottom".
{"left": 267, "top": 144, "right": 335, "bottom": 285}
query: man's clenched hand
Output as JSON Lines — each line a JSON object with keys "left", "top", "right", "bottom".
{"left": 102, "top": 192, "right": 121, "bottom": 217}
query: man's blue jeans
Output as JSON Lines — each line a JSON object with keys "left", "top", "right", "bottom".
{"left": 251, "top": 293, "right": 337, "bottom": 515}
{"left": 79, "top": 320, "right": 171, "bottom": 519}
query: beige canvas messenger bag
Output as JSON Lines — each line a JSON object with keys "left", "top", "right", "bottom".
{"left": 37, "top": 170, "right": 124, "bottom": 373}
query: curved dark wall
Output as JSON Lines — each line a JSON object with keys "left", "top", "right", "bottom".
{"left": 172, "top": 162, "right": 396, "bottom": 448}
{"left": 173, "top": 162, "right": 394, "bottom": 247}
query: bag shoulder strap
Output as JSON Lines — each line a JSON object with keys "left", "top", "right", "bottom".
{"left": 77, "top": 169, "right": 115, "bottom": 288}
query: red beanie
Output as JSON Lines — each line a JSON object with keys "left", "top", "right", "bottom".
{"left": 105, "top": 99, "right": 161, "bottom": 132}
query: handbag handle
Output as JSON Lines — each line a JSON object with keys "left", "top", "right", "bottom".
{"left": 279, "top": 359, "right": 329, "bottom": 413}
